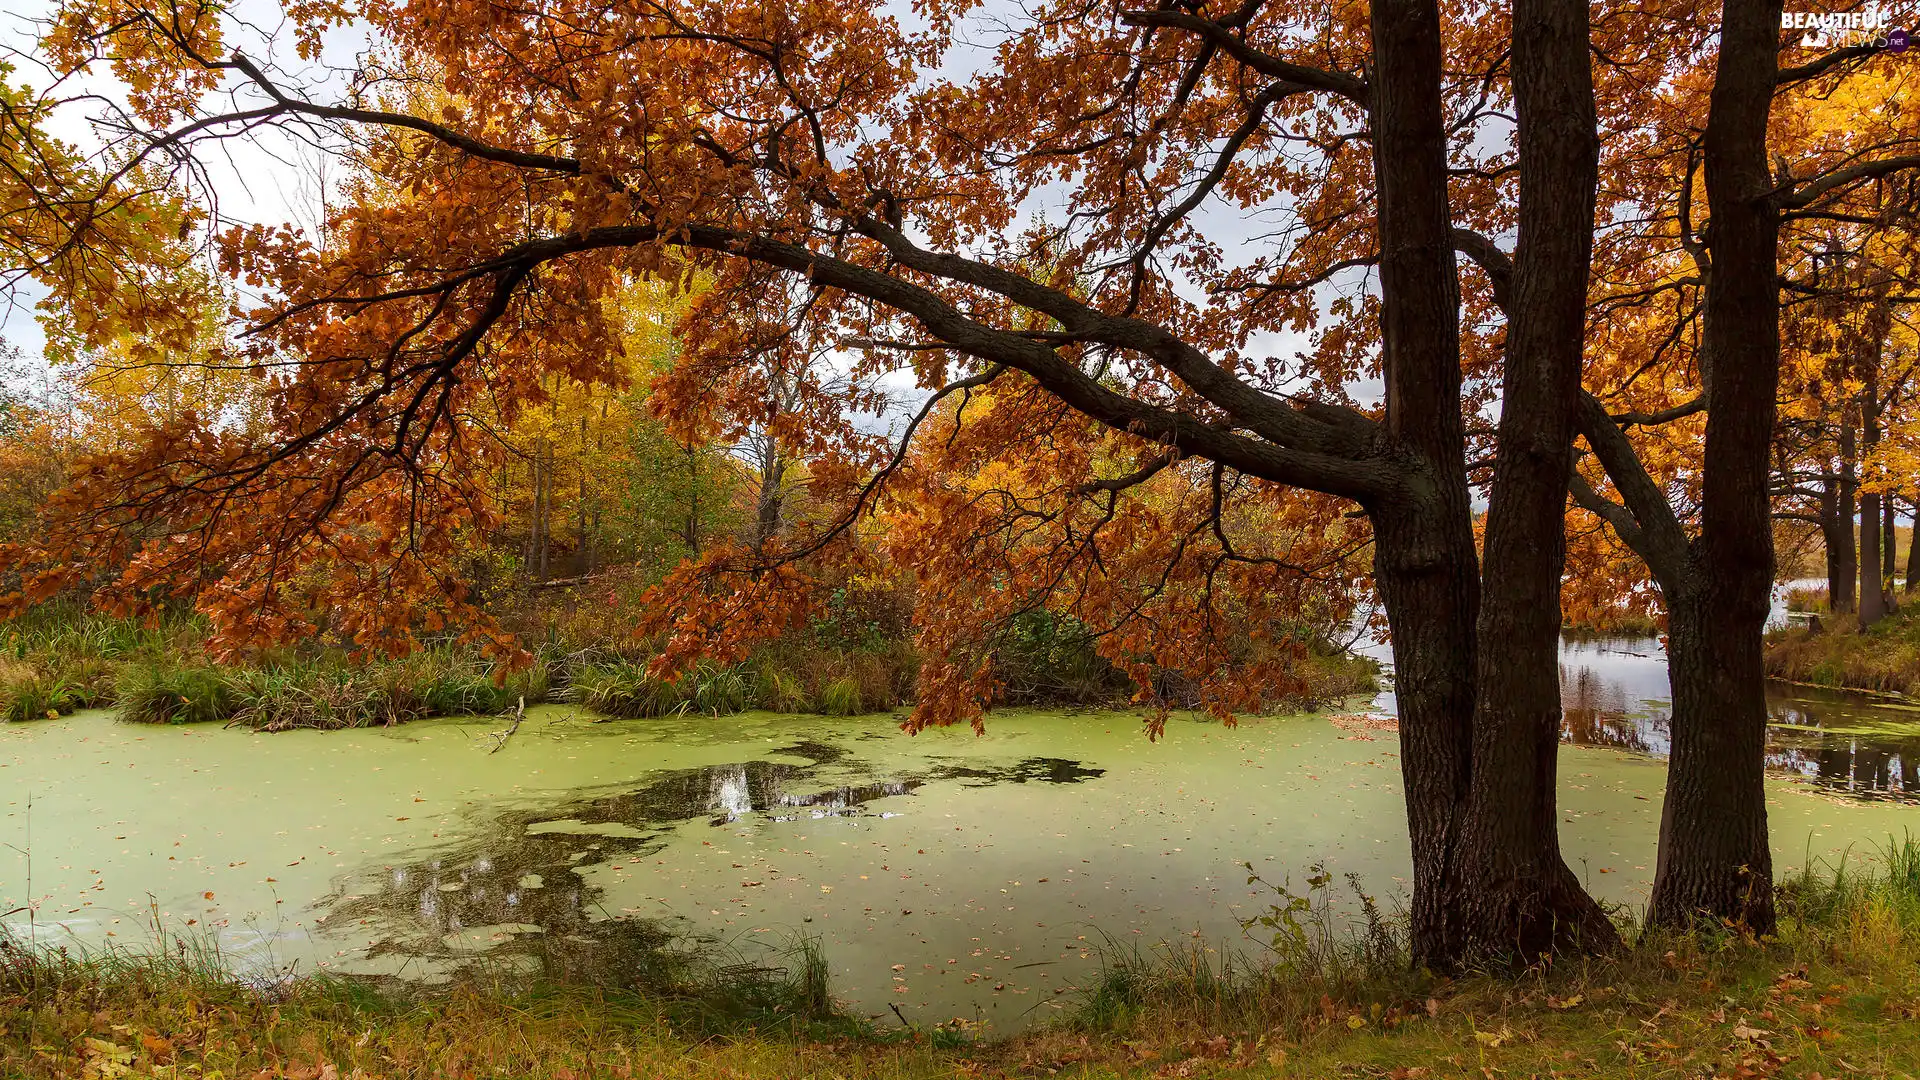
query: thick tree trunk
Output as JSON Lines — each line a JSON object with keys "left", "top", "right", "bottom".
{"left": 1364, "top": 0, "right": 1480, "bottom": 971}
{"left": 1370, "top": 506, "right": 1478, "bottom": 970}
{"left": 1447, "top": 0, "right": 1617, "bottom": 961}
{"left": 1655, "top": 581, "right": 1775, "bottom": 927}
{"left": 1646, "top": 0, "right": 1781, "bottom": 935}
{"left": 1862, "top": 488, "right": 1885, "bottom": 625}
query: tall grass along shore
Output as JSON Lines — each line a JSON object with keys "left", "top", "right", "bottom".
{"left": 1765, "top": 604, "right": 1920, "bottom": 697}
{"left": 0, "top": 604, "right": 1375, "bottom": 730}
{"left": 7, "top": 842, "right": 1920, "bottom": 1078}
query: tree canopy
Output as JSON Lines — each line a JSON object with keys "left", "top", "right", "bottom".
{"left": 3, "top": 0, "right": 1919, "bottom": 967}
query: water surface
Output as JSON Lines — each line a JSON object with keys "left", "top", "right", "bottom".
{"left": 3, "top": 642, "right": 1919, "bottom": 1030}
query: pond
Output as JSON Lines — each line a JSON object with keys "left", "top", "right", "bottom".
{"left": 3, "top": 636, "right": 1919, "bottom": 1032}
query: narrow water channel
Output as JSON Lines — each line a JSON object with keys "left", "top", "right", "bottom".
{"left": 3, "top": 636, "right": 1917, "bottom": 1031}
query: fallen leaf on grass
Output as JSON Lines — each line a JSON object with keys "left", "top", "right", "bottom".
{"left": 1473, "top": 1026, "right": 1516, "bottom": 1048}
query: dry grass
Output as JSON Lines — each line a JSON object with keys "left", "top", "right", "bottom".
{"left": 1764, "top": 607, "right": 1920, "bottom": 696}
{"left": 9, "top": 846, "right": 1920, "bottom": 1078}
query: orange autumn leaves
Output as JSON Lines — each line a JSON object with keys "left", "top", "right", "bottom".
{"left": 0, "top": 0, "right": 1915, "bottom": 721}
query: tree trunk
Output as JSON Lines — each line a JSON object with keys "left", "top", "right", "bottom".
{"left": 1363, "top": 0, "right": 1479, "bottom": 972}
{"left": 1834, "top": 416, "right": 1859, "bottom": 614}
{"left": 578, "top": 415, "right": 591, "bottom": 577}
{"left": 1654, "top": 580, "right": 1775, "bottom": 928}
{"left": 1822, "top": 473, "right": 1855, "bottom": 613}
{"left": 1883, "top": 494, "right": 1896, "bottom": 582}
{"left": 1646, "top": 0, "right": 1781, "bottom": 935}
{"left": 1906, "top": 495, "right": 1918, "bottom": 592}
{"left": 753, "top": 444, "right": 788, "bottom": 550}
{"left": 1884, "top": 498, "right": 1898, "bottom": 613}
{"left": 1861, "top": 366, "right": 1886, "bottom": 627}
{"left": 536, "top": 437, "right": 552, "bottom": 583}
{"left": 683, "top": 443, "right": 702, "bottom": 555}
{"left": 1369, "top": 504, "right": 1478, "bottom": 970}
{"left": 1447, "top": 0, "right": 1617, "bottom": 961}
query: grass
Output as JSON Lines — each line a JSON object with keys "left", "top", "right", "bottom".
{"left": 1, "top": 601, "right": 1364, "bottom": 730}
{"left": 113, "top": 662, "right": 238, "bottom": 724}
{"left": 9, "top": 842, "right": 1920, "bottom": 1078}
{"left": 556, "top": 644, "right": 920, "bottom": 718}
{"left": 1764, "top": 604, "right": 1920, "bottom": 696}
{"left": 1561, "top": 614, "right": 1664, "bottom": 638}
{"left": 1786, "top": 584, "right": 1830, "bottom": 614}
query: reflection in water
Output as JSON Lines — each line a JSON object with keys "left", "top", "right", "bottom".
{"left": 1558, "top": 637, "right": 1671, "bottom": 756}
{"left": 1555, "top": 634, "right": 1920, "bottom": 803}
{"left": 319, "top": 753, "right": 1107, "bottom": 970}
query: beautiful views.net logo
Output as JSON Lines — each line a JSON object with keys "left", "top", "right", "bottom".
{"left": 1784, "top": 7, "right": 1912, "bottom": 50}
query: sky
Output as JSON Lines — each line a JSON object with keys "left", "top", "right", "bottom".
{"left": 0, "top": 0, "right": 372, "bottom": 370}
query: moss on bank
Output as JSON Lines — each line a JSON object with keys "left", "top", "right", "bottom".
{"left": 7, "top": 849, "right": 1920, "bottom": 1079}
{"left": 1764, "top": 604, "right": 1920, "bottom": 696}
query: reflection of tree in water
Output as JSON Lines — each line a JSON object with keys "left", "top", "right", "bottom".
{"left": 928, "top": 757, "right": 1107, "bottom": 787}
{"left": 317, "top": 748, "right": 1107, "bottom": 971}
{"left": 1558, "top": 662, "right": 1670, "bottom": 754}
{"left": 1765, "top": 697, "right": 1920, "bottom": 803}
{"left": 1555, "top": 649, "right": 1920, "bottom": 803}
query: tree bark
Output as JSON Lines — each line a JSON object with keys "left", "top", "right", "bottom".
{"left": 1822, "top": 470, "right": 1856, "bottom": 613}
{"left": 1884, "top": 498, "right": 1898, "bottom": 612}
{"left": 1447, "top": 0, "right": 1617, "bottom": 961}
{"left": 1655, "top": 580, "right": 1775, "bottom": 928}
{"left": 1906, "top": 495, "right": 1918, "bottom": 592}
{"left": 1834, "top": 414, "right": 1859, "bottom": 613}
{"left": 1646, "top": 0, "right": 1781, "bottom": 935}
{"left": 1883, "top": 493, "right": 1896, "bottom": 583}
{"left": 1860, "top": 368, "right": 1886, "bottom": 627}
{"left": 1362, "top": 0, "right": 1481, "bottom": 972}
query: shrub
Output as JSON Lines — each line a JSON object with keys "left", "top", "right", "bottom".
{"left": 115, "top": 663, "right": 239, "bottom": 724}
{"left": 989, "top": 611, "right": 1129, "bottom": 705}
{"left": 228, "top": 665, "right": 388, "bottom": 731}
{"left": 1785, "top": 585, "right": 1830, "bottom": 614}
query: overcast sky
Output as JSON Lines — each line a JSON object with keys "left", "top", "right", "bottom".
{"left": 0, "top": 0, "right": 1374, "bottom": 414}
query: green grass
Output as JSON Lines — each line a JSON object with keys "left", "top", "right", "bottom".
{"left": 113, "top": 662, "right": 239, "bottom": 724}
{"left": 562, "top": 659, "right": 691, "bottom": 717}
{"left": 819, "top": 674, "right": 864, "bottom": 716}
{"left": 9, "top": 842, "right": 1920, "bottom": 1078}
{"left": 1765, "top": 604, "right": 1920, "bottom": 695}
{"left": 1, "top": 603, "right": 1367, "bottom": 733}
